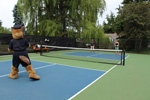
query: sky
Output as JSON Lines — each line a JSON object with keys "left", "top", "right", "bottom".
{"left": 0, "top": 0, "right": 18, "bottom": 28}
{"left": 98, "top": 0, "right": 123, "bottom": 24}
{"left": 0, "top": 0, "right": 123, "bottom": 28}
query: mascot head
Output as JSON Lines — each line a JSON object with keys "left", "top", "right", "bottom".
{"left": 11, "top": 25, "right": 25, "bottom": 39}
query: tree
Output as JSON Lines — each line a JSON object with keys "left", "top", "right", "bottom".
{"left": 82, "top": 21, "right": 110, "bottom": 48}
{"left": 123, "top": 0, "right": 150, "bottom": 4}
{"left": 0, "top": 20, "right": 11, "bottom": 33}
{"left": 115, "top": 2, "right": 150, "bottom": 51}
{"left": 17, "top": 0, "right": 106, "bottom": 38}
{"left": 12, "top": 5, "right": 22, "bottom": 25}
{"left": 0, "top": 27, "right": 11, "bottom": 33}
{"left": 103, "top": 12, "right": 116, "bottom": 33}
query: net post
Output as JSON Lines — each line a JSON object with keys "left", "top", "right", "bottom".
{"left": 123, "top": 50, "right": 125, "bottom": 66}
{"left": 120, "top": 50, "right": 122, "bottom": 65}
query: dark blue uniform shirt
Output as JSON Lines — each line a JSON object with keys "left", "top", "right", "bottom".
{"left": 9, "top": 38, "right": 29, "bottom": 51}
{"left": 9, "top": 38, "right": 30, "bottom": 68}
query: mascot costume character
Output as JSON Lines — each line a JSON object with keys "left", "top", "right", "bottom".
{"left": 8, "top": 25, "right": 40, "bottom": 80}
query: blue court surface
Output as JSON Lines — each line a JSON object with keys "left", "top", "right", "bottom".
{"left": 0, "top": 60, "right": 106, "bottom": 100}
{"left": 63, "top": 52, "right": 128, "bottom": 60}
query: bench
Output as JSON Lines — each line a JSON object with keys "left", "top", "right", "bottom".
{"left": 33, "top": 45, "right": 49, "bottom": 51}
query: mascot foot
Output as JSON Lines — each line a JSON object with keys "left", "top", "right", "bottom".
{"left": 25, "top": 65, "right": 40, "bottom": 80}
{"left": 8, "top": 66, "right": 19, "bottom": 79}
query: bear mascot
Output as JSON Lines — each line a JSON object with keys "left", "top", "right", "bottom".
{"left": 8, "top": 25, "right": 40, "bottom": 80}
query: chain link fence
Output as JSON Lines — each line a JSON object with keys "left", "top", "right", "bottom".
{"left": 0, "top": 34, "right": 150, "bottom": 55}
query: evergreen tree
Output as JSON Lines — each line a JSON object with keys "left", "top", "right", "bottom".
{"left": 12, "top": 5, "right": 22, "bottom": 25}
{"left": 103, "top": 12, "right": 116, "bottom": 33}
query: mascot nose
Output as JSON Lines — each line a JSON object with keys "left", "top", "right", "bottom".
{"left": 15, "top": 33, "right": 19, "bottom": 38}
{"left": 16, "top": 33, "right": 19, "bottom": 35}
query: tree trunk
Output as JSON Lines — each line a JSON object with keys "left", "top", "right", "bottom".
{"left": 59, "top": 0, "right": 67, "bottom": 37}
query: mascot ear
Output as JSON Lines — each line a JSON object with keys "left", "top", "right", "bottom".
{"left": 11, "top": 27, "right": 13, "bottom": 31}
{"left": 21, "top": 26, "right": 25, "bottom": 35}
{"left": 21, "top": 26, "right": 25, "bottom": 31}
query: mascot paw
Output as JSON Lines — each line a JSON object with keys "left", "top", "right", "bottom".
{"left": 8, "top": 66, "right": 19, "bottom": 79}
{"left": 8, "top": 74, "right": 18, "bottom": 79}
{"left": 29, "top": 74, "right": 40, "bottom": 80}
{"left": 25, "top": 65, "right": 40, "bottom": 80}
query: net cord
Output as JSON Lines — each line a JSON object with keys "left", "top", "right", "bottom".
{"left": 41, "top": 45, "right": 123, "bottom": 52}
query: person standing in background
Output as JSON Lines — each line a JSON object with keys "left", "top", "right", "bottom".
{"left": 90, "top": 39, "right": 95, "bottom": 52}
{"left": 114, "top": 39, "right": 119, "bottom": 55}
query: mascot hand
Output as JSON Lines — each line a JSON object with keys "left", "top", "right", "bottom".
{"left": 8, "top": 48, "right": 12, "bottom": 52}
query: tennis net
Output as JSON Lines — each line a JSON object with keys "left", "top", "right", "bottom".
{"left": 40, "top": 45, "right": 126, "bottom": 65}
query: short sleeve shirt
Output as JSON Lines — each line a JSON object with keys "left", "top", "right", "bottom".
{"left": 9, "top": 38, "right": 29, "bottom": 51}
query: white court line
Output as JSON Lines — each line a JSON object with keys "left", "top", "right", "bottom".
{"left": 67, "top": 64, "right": 118, "bottom": 100}
{"left": 87, "top": 53, "right": 129, "bottom": 61}
{"left": 0, "top": 55, "right": 106, "bottom": 72}
{"left": 86, "top": 53, "right": 103, "bottom": 58}
{"left": 125, "top": 55, "right": 129, "bottom": 59}
{"left": 0, "top": 60, "right": 11, "bottom": 63}
{"left": 0, "top": 59, "right": 106, "bottom": 78}
{"left": 67, "top": 55, "right": 130, "bottom": 100}
{"left": 121, "top": 55, "right": 129, "bottom": 62}
{"left": 0, "top": 64, "right": 56, "bottom": 78}
{"left": 0, "top": 55, "right": 41, "bottom": 62}
{"left": 31, "top": 59, "right": 106, "bottom": 72}
{"left": 0, "top": 55, "right": 12, "bottom": 57}
{"left": 0, "top": 52, "right": 37, "bottom": 57}
{"left": 0, "top": 53, "right": 130, "bottom": 99}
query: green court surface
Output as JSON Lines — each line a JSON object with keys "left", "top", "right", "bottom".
{"left": 0, "top": 53, "right": 150, "bottom": 100}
